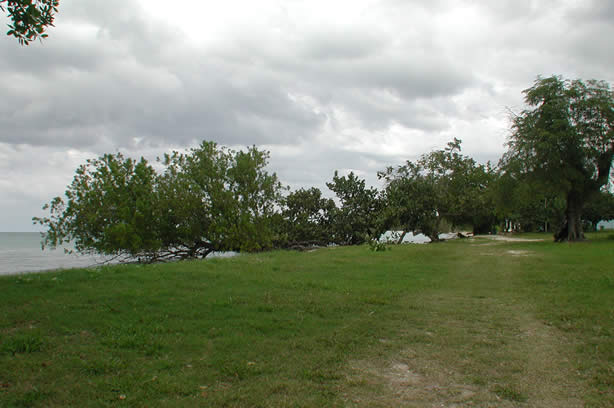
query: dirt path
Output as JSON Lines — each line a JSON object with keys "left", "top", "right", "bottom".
{"left": 473, "top": 234, "right": 546, "bottom": 242}
{"left": 339, "top": 249, "right": 586, "bottom": 407}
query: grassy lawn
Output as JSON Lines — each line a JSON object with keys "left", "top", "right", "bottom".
{"left": 1, "top": 233, "right": 613, "bottom": 407}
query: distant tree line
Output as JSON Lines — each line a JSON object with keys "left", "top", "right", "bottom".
{"left": 34, "top": 76, "right": 614, "bottom": 261}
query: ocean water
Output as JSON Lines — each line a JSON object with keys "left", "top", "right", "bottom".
{"left": 0, "top": 232, "right": 114, "bottom": 276}
{"left": 0, "top": 230, "right": 457, "bottom": 276}
{"left": 0, "top": 232, "right": 238, "bottom": 276}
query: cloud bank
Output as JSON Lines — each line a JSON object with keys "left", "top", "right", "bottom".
{"left": 1, "top": 0, "right": 612, "bottom": 231}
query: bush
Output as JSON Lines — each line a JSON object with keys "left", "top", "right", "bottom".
{"left": 368, "top": 239, "right": 390, "bottom": 252}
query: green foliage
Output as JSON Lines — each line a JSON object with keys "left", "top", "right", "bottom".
{"left": 502, "top": 76, "right": 614, "bottom": 241}
{"left": 421, "top": 138, "right": 498, "bottom": 234}
{"left": 368, "top": 239, "right": 389, "bottom": 252}
{"left": 326, "top": 171, "right": 381, "bottom": 245}
{"left": 379, "top": 160, "right": 440, "bottom": 241}
{"left": 280, "top": 187, "right": 336, "bottom": 247}
{"left": 33, "top": 153, "right": 160, "bottom": 258}
{"left": 493, "top": 164, "right": 566, "bottom": 233}
{"left": 34, "top": 142, "right": 284, "bottom": 261}
{"left": 2, "top": 332, "right": 44, "bottom": 355}
{"left": 0, "top": 0, "right": 58, "bottom": 45}
{"left": 157, "top": 142, "right": 283, "bottom": 256}
{"left": 583, "top": 191, "right": 614, "bottom": 231}
{"left": 379, "top": 139, "right": 497, "bottom": 239}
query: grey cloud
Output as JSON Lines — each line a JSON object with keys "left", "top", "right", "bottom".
{"left": 0, "top": 0, "right": 180, "bottom": 76}
{"left": 2, "top": 0, "right": 613, "bottom": 232}
{"left": 298, "top": 29, "right": 386, "bottom": 61}
{"left": 269, "top": 144, "right": 404, "bottom": 194}
{"left": 481, "top": 0, "right": 544, "bottom": 21}
{"left": 318, "top": 55, "right": 474, "bottom": 100}
{"left": 0, "top": 40, "right": 326, "bottom": 150}
{"left": 0, "top": 0, "right": 476, "bottom": 154}
{"left": 570, "top": 0, "right": 614, "bottom": 22}
{"left": 231, "top": 31, "right": 475, "bottom": 100}
{"left": 322, "top": 89, "right": 457, "bottom": 132}
{"left": 215, "top": 38, "right": 476, "bottom": 135}
{"left": 58, "top": 0, "right": 184, "bottom": 62}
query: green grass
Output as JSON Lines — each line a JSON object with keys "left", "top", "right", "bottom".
{"left": 1, "top": 232, "right": 613, "bottom": 407}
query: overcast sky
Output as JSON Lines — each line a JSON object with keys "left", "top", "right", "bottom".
{"left": 1, "top": 0, "right": 613, "bottom": 231}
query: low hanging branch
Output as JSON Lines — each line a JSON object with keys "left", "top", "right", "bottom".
{"left": 1, "top": 0, "right": 59, "bottom": 45}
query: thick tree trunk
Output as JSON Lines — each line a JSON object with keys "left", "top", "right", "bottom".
{"left": 555, "top": 190, "right": 585, "bottom": 242}
{"left": 396, "top": 230, "right": 407, "bottom": 245}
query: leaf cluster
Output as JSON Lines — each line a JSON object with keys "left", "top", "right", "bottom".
{"left": 1, "top": 0, "right": 58, "bottom": 45}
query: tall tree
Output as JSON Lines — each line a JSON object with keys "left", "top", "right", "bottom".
{"left": 503, "top": 76, "right": 614, "bottom": 241}
{"left": 1, "top": 0, "right": 59, "bottom": 45}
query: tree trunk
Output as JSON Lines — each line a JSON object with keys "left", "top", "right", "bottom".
{"left": 396, "top": 230, "right": 407, "bottom": 245}
{"left": 555, "top": 190, "right": 585, "bottom": 242}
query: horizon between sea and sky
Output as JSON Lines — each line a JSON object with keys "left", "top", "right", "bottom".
{"left": 0, "top": 232, "right": 243, "bottom": 276}
{"left": 1, "top": 1, "right": 614, "bottom": 233}
{"left": 0, "top": 231, "right": 443, "bottom": 276}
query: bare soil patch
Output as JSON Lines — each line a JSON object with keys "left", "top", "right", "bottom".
{"left": 474, "top": 235, "right": 545, "bottom": 242}
{"left": 506, "top": 250, "right": 533, "bottom": 256}
{"left": 343, "top": 355, "right": 495, "bottom": 407}
{"left": 340, "top": 295, "right": 584, "bottom": 407}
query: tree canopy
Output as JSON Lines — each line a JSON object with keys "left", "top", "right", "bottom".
{"left": 33, "top": 77, "right": 614, "bottom": 262}
{"left": 326, "top": 171, "right": 381, "bottom": 245}
{"left": 379, "top": 139, "right": 497, "bottom": 241}
{"left": 502, "top": 76, "right": 614, "bottom": 241}
{"left": 34, "top": 142, "right": 284, "bottom": 262}
{"left": 279, "top": 187, "right": 336, "bottom": 248}
{"left": 1, "top": 0, "right": 58, "bottom": 45}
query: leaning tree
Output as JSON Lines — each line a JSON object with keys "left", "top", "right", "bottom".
{"left": 33, "top": 142, "right": 284, "bottom": 262}
{"left": 503, "top": 76, "right": 614, "bottom": 241}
